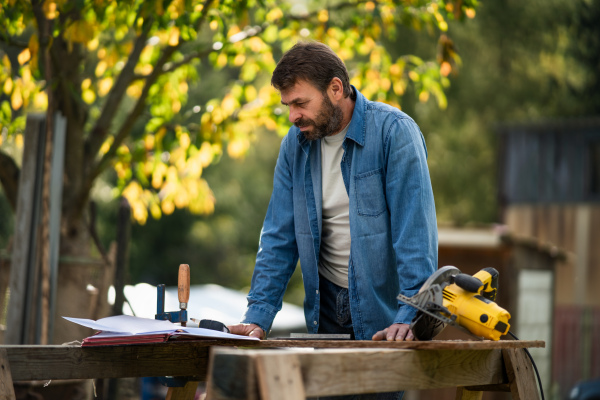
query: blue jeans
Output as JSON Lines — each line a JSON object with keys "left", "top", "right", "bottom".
{"left": 313, "top": 277, "right": 404, "bottom": 400}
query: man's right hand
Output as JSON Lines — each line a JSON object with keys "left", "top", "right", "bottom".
{"left": 227, "top": 323, "right": 266, "bottom": 339}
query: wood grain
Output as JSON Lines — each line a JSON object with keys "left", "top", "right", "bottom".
{"left": 255, "top": 353, "right": 304, "bottom": 400}
{"left": 0, "top": 349, "right": 16, "bottom": 400}
{"left": 209, "top": 347, "right": 507, "bottom": 398}
{"left": 503, "top": 348, "right": 541, "bottom": 400}
{"left": 4, "top": 342, "right": 210, "bottom": 381}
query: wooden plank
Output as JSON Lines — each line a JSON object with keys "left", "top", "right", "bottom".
{"left": 257, "top": 339, "right": 544, "bottom": 350}
{"left": 209, "top": 347, "right": 507, "bottom": 398}
{"left": 5, "top": 114, "right": 45, "bottom": 345}
{"left": 0, "top": 349, "right": 16, "bottom": 400}
{"left": 1, "top": 339, "right": 544, "bottom": 382}
{"left": 503, "top": 348, "right": 540, "bottom": 400}
{"left": 206, "top": 346, "right": 259, "bottom": 400}
{"left": 455, "top": 387, "right": 483, "bottom": 400}
{"left": 255, "top": 353, "right": 304, "bottom": 400}
{"left": 4, "top": 343, "right": 210, "bottom": 381}
{"left": 166, "top": 381, "right": 199, "bottom": 400}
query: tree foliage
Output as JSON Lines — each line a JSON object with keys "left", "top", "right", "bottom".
{"left": 0, "top": 0, "right": 477, "bottom": 232}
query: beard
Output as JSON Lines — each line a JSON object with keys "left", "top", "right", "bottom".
{"left": 295, "top": 93, "right": 344, "bottom": 141}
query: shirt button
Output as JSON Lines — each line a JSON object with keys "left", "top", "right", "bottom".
{"left": 313, "top": 321, "right": 317, "bottom": 325}
{"left": 316, "top": 290, "right": 319, "bottom": 294}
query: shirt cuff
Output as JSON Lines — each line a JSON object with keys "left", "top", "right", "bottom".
{"left": 393, "top": 304, "right": 418, "bottom": 325}
{"left": 241, "top": 303, "right": 279, "bottom": 334}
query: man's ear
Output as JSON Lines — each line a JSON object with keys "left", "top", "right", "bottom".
{"left": 329, "top": 77, "right": 345, "bottom": 101}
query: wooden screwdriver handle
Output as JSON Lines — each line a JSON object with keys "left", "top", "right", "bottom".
{"left": 178, "top": 264, "right": 190, "bottom": 309}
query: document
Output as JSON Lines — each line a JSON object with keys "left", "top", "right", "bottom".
{"left": 63, "top": 315, "right": 259, "bottom": 346}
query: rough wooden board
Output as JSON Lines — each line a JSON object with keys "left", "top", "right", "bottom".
{"left": 455, "top": 387, "right": 483, "bottom": 400}
{"left": 0, "top": 349, "right": 16, "bottom": 400}
{"left": 1, "top": 339, "right": 544, "bottom": 382}
{"left": 503, "top": 348, "right": 540, "bottom": 400}
{"left": 206, "top": 348, "right": 259, "bottom": 400}
{"left": 258, "top": 339, "right": 545, "bottom": 350}
{"left": 255, "top": 353, "right": 305, "bottom": 400}
{"left": 210, "top": 347, "right": 506, "bottom": 397}
{"left": 3, "top": 343, "right": 210, "bottom": 381}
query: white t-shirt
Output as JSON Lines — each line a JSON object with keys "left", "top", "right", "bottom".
{"left": 319, "top": 123, "right": 351, "bottom": 288}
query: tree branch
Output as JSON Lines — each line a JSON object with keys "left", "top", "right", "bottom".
{"left": 0, "top": 150, "right": 20, "bottom": 211}
{"left": 0, "top": 32, "right": 28, "bottom": 48}
{"left": 85, "top": 19, "right": 154, "bottom": 162}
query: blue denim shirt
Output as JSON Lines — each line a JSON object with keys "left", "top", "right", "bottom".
{"left": 242, "top": 88, "right": 438, "bottom": 340}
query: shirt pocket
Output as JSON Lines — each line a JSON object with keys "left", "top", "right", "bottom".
{"left": 354, "top": 168, "right": 387, "bottom": 217}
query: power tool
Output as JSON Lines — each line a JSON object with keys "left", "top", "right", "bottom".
{"left": 397, "top": 266, "right": 511, "bottom": 341}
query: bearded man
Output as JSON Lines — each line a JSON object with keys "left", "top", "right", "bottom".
{"left": 229, "top": 42, "right": 438, "bottom": 397}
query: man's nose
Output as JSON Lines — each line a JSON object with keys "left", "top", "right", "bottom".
{"left": 289, "top": 107, "right": 300, "bottom": 124}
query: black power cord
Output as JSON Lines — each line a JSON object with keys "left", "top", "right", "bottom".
{"left": 508, "top": 331, "right": 545, "bottom": 400}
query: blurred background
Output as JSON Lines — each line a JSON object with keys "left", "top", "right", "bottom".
{"left": 0, "top": 0, "right": 599, "bottom": 399}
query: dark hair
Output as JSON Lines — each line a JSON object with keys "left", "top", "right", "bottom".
{"left": 271, "top": 41, "right": 353, "bottom": 98}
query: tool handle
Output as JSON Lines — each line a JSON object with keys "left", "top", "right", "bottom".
{"left": 178, "top": 264, "right": 190, "bottom": 308}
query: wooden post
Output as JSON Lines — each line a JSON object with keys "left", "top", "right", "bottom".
{"left": 166, "top": 382, "right": 199, "bottom": 400}
{"left": 255, "top": 353, "right": 305, "bottom": 400}
{"left": 502, "top": 348, "right": 540, "bottom": 400}
{"left": 455, "top": 387, "right": 483, "bottom": 400}
{"left": 6, "top": 114, "right": 45, "bottom": 345}
{"left": 0, "top": 349, "right": 16, "bottom": 400}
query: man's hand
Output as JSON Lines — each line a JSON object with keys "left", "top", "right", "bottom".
{"left": 227, "top": 323, "right": 266, "bottom": 339}
{"left": 371, "top": 323, "right": 414, "bottom": 341}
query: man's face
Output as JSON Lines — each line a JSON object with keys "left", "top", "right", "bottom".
{"left": 280, "top": 80, "right": 344, "bottom": 141}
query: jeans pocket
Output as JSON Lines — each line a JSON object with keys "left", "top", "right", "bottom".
{"left": 354, "top": 168, "right": 387, "bottom": 217}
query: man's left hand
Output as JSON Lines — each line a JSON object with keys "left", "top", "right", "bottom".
{"left": 371, "top": 323, "right": 414, "bottom": 341}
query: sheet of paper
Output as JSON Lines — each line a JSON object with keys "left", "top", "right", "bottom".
{"left": 63, "top": 315, "right": 259, "bottom": 341}
{"left": 172, "top": 327, "right": 259, "bottom": 341}
{"left": 63, "top": 315, "right": 178, "bottom": 334}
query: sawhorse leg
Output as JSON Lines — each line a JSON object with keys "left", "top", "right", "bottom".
{"left": 166, "top": 381, "right": 200, "bottom": 400}
{"left": 0, "top": 349, "right": 16, "bottom": 400}
{"left": 457, "top": 348, "right": 540, "bottom": 400}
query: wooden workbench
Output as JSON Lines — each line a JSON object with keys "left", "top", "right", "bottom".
{"left": 0, "top": 339, "right": 544, "bottom": 400}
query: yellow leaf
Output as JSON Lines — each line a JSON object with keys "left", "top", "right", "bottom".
{"left": 227, "top": 138, "right": 249, "bottom": 159}
{"left": 419, "top": 91, "right": 429, "bottom": 102}
{"left": 408, "top": 71, "right": 419, "bottom": 81}
{"left": 318, "top": 10, "right": 329, "bottom": 23}
{"left": 43, "top": 0, "right": 59, "bottom": 19}
{"left": 198, "top": 142, "right": 213, "bottom": 167}
{"left": 11, "top": 90, "right": 23, "bottom": 109}
{"left": 440, "top": 61, "right": 452, "bottom": 77}
{"left": 18, "top": 49, "right": 31, "bottom": 65}
{"left": 465, "top": 8, "right": 476, "bottom": 18}
{"left": 210, "top": 20, "right": 219, "bottom": 30}
{"left": 98, "top": 77, "right": 113, "bottom": 96}
{"left": 150, "top": 203, "right": 161, "bottom": 219}
{"left": 233, "top": 54, "right": 246, "bottom": 66}
{"left": 95, "top": 60, "right": 107, "bottom": 77}
{"left": 145, "top": 135, "right": 155, "bottom": 150}
{"left": 266, "top": 8, "right": 283, "bottom": 22}
{"left": 33, "top": 91, "right": 48, "bottom": 109}
{"left": 161, "top": 199, "right": 175, "bottom": 215}
{"left": 168, "top": 27, "right": 180, "bottom": 46}
{"left": 179, "top": 132, "right": 191, "bottom": 149}
{"left": 64, "top": 20, "right": 95, "bottom": 44}
{"left": 3, "top": 78, "right": 13, "bottom": 94}
{"left": 221, "top": 94, "right": 236, "bottom": 116}
{"left": 216, "top": 53, "right": 227, "bottom": 68}
{"left": 15, "top": 133, "right": 24, "bottom": 148}
{"left": 81, "top": 78, "right": 91, "bottom": 90}
{"left": 82, "top": 89, "right": 96, "bottom": 104}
